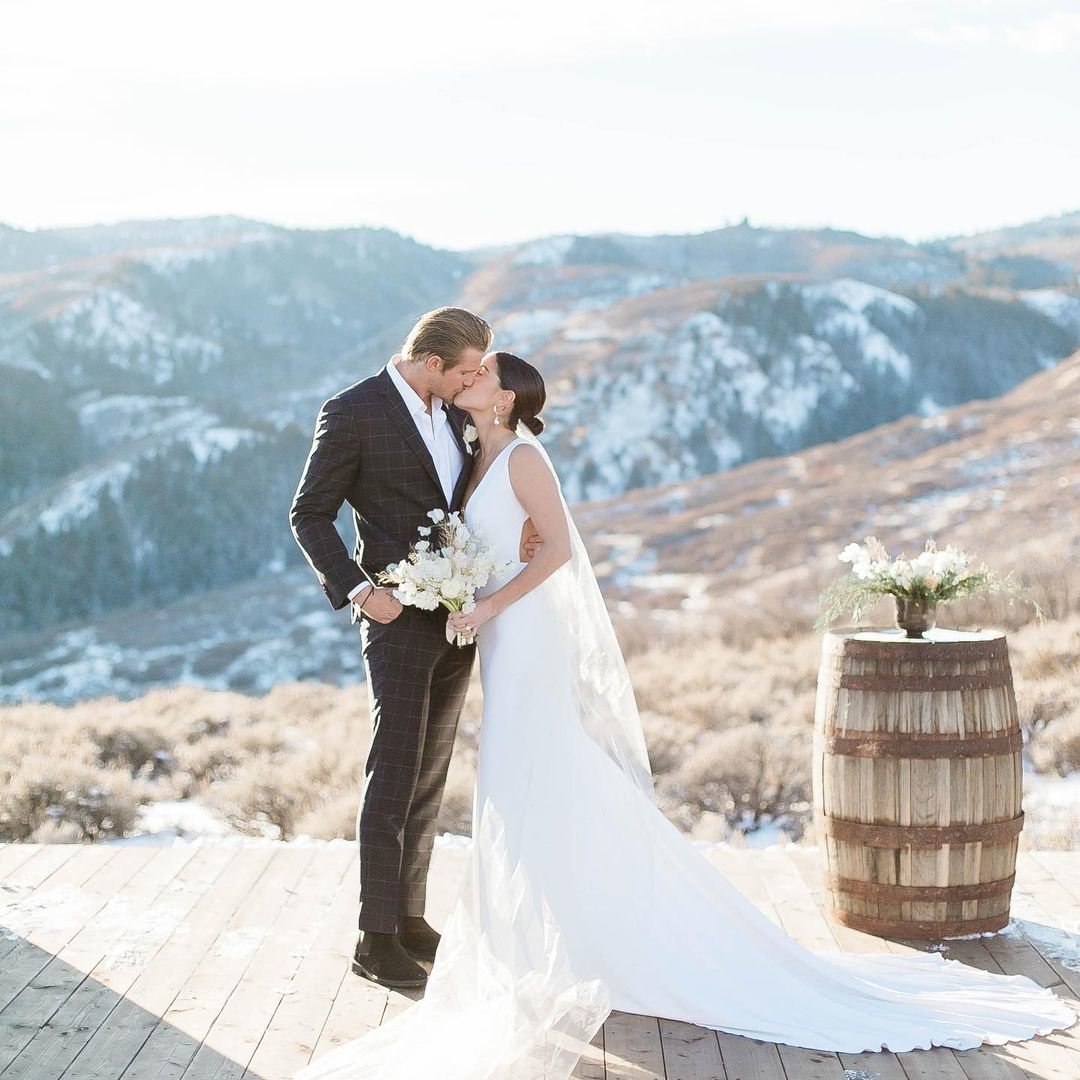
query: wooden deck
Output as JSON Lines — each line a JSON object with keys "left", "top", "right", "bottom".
{"left": 1, "top": 841, "right": 1078, "bottom": 1080}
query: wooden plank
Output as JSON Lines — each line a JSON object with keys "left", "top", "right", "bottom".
{"left": 1027, "top": 853, "right": 1080, "bottom": 908}
{"left": 0, "top": 844, "right": 45, "bottom": 880}
{"left": 936, "top": 939, "right": 1006, "bottom": 976}
{"left": 572, "top": 1023, "right": 607, "bottom": 1080}
{"left": 951, "top": 1045, "right": 1030, "bottom": 1079}
{"left": 714, "top": 1032, "right": 784, "bottom": 1080}
{"left": 0, "top": 845, "right": 156, "bottom": 1015}
{"left": 995, "top": 858, "right": 1080, "bottom": 1002}
{"left": 244, "top": 847, "right": 357, "bottom": 1078}
{"left": 757, "top": 850, "right": 843, "bottom": 954}
{"left": 0, "top": 843, "right": 95, "bottom": 897}
{"left": 703, "top": 852, "right": 780, "bottom": 927}
{"left": 603, "top": 1011, "right": 666, "bottom": 1080}
{"left": 1015, "top": 855, "right": 1080, "bottom": 935}
{"left": 658, "top": 1017, "right": 726, "bottom": 1080}
{"left": 0, "top": 845, "right": 190, "bottom": 1076}
{"left": 45, "top": 843, "right": 240, "bottom": 1080}
{"left": 182, "top": 845, "right": 352, "bottom": 1079}
{"left": 308, "top": 961, "right": 390, "bottom": 1061}
{"left": 303, "top": 844, "right": 476, "bottom": 1065}
{"left": 839, "top": 1048, "right": 910, "bottom": 1080}
{"left": 84, "top": 845, "right": 275, "bottom": 1080}
{"left": 118, "top": 844, "right": 303, "bottom": 1080}
{"left": 1002, "top": 1032, "right": 1080, "bottom": 1080}
{"left": 981, "top": 934, "right": 1061, "bottom": 989}
{"left": 0, "top": 844, "right": 124, "bottom": 972}
{"left": 379, "top": 990, "right": 417, "bottom": 1027}
{"left": 898, "top": 1048, "right": 972, "bottom": 1079}
{"left": 776, "top": 1043, "right": 848, "bottom": 1078}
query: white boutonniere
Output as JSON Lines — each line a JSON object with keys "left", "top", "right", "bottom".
{"left": 462, "top": 423, "right": 478, "bottom": 452}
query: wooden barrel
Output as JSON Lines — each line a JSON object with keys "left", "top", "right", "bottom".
{"left": 812, "top": 628, "right": 1023, "bottom": 940}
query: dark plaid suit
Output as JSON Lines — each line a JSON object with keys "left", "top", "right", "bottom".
{"left": 289, "top": 367, "right": 476, "bottom": 932}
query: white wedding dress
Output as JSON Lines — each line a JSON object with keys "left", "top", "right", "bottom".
{"left": 296, "top": 434, "right": 1076, "bottom": 1080}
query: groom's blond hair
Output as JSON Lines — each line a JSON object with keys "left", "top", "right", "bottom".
{"left": 401, "top": 307, "right": 493, "bottom": 370}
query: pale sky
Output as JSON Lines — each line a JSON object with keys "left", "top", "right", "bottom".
{"left": 1, "top": 0, "right": 1078, "bottom": 251}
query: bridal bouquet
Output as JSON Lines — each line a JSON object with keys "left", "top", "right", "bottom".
{"left": 814, "top": 536, "right": 1025, "bottom": 637}
{"left": 378, "top": 509, "right": 506, "bottom": 646}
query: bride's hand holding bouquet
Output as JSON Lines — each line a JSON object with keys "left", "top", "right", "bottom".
{"left": 378, "top": 509, "right": 508, "bottom": 646}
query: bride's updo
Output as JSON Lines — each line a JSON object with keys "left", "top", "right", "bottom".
{"left": 494, "top": 351, "right": 546, "bottom": 436}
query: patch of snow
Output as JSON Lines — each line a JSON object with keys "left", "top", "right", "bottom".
{"left": 1023, "top": 765, "right": 1080, "bottom": 848}
{"left": 632, "top": 572, "right": 710, "bottom": 611}
{"left": 186, "top": 426, "right": 255, "bottom": 466}
{"left": 803, "top": 277, "right": 920, "bottom": 319}
{"left": 136, "top": 245, "right": 225, "bottom": 272}
{"left": 1020, "top": 289, "right": 1080, "bottom": 335}
{"left": 110, "top": 798, "right": 240, "bottom": 845}
{"left": 36, "top": 459, "right": 137, "bottom": 533}
{"left": 917, "top": 394, "right": 945, "bottom": 417}
{"left": 511, "top": 235, "right": 574, "bottom": 267}
{"left": 802, "top": 279, "right": 915, "bottom": 380}
{"left": 53, "top": 288, "right": 223, "bottom": 385}
{"left": 78, "top": 394, "right": 216, "bottom": 446}
{"left": 0, "top": 353, "right": 53, "bottom": 380}
{"left": 495, "top": 308, "right": 565, "bottom": 351}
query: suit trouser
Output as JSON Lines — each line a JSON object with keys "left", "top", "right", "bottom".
{"left": 356, "top": 604, "right": 476, "bottom": 933}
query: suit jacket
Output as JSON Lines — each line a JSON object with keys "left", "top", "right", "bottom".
{"left": 289, "top": 367, "right": 475, "bottom": 621}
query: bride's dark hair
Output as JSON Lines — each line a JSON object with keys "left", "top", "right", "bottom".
{"left": 493, "top": 351, "right": 546, "bottom": 435}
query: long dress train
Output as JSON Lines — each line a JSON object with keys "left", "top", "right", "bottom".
{"left": 296, "top": 435, "right": 1076, "bottom": 1080}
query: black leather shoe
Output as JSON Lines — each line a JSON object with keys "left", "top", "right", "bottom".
{"left": 352, "top": 931, "right": 428, "bottom": 988}
{"left": 399, "top": 916, "right": 441, "bottom": 964}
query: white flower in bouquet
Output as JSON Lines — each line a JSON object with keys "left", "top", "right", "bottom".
{"left": 378, "top": 510, "right": 511, "bottom": 645}
{"left": 815, "top": 535, "right": 1030, "bottom": 631}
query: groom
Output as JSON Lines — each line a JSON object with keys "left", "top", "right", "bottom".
{"left": 289, "top": 307, "right": 492, "bottom": 989}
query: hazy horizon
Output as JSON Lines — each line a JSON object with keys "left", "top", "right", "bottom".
{"left": 5, "top": 204, "right": 1080, "bottom": 255}
{"left": 3, "top": 0, "right": 1079, "bottom": 251}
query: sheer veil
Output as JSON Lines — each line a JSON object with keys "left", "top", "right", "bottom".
{"left": 514, "top": 422, "right": 655, "bottom": 799}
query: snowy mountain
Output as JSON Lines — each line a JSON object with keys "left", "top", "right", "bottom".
{"left": 1, "top": 212, "right": 1079, "bottom": 650}
{"left": 2, "top": 345, "right": 1078, "bottom": 704}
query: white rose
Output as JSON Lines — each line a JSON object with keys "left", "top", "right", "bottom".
{"left": 427, "top": 509, "right": 446, "bottom": 523}
{"left": 427, "top": 559, "right": 452, "bottom": 581}
{"left": 839, "top": 543, "right": 865, "bottom": 564}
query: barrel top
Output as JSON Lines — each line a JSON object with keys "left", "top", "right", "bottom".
{"left": 824, "top": 627, "right": 1005, "bottom": 645}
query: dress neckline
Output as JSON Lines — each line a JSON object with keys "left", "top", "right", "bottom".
{"left": 461, "top": 437, "right": 522, "bottom": 518}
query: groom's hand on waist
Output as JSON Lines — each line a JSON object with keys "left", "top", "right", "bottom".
{"left": 520, "top": 517, "right": 544, "bottom": 561}
{"left": 353, "top": 585, "right": 403, "bottom": 624}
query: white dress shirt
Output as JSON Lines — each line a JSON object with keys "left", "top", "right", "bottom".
{"left": 348, "top": 359, "right": 465, "bottom": 605}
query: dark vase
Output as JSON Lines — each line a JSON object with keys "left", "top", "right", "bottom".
{"left": 894, "top": 595, "right": 937, "bottom": 638}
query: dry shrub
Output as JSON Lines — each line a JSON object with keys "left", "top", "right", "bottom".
{"left": 668, "top": 722, "right": 812, "bottom": 831}
{"left": 1029, "top": 712, "right": 1080, "bottom": 778}
{"left": 1009, "top": 614, "right": 1080, "bottom": 741}
{"left": 296, "top": 790, "right": 359, "bottom": 840}
{"left": 5, "top": 604, "right": 1080, "bottom": 846}
{"left": 639, "top": 711, "right": 701, "bottom": 774}
{"left": 1, "top": 753, "right": 142, "bottom": 841}
{"left": 208, "top": 753, "right": 312, "bottom": 839}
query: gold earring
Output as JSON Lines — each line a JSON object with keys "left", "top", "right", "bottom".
{"left": 494, "top": 405, "right": 501, "bottom": 426}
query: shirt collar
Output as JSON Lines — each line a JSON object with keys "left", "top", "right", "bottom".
{"left": 387, "top": 358, "right": 446, "bottom": 418}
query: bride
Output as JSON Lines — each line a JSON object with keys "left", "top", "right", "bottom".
{"left": 296, "top": 352, "right": 1076, "bottom": 1079}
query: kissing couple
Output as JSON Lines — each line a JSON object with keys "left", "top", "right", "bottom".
{"left": 288, "top": 307, "right": 1074, "bottom": 1078}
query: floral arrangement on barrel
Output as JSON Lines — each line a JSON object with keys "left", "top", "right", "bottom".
{"left": 814, "top": 536, "right": 1027, "bottom": 638}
